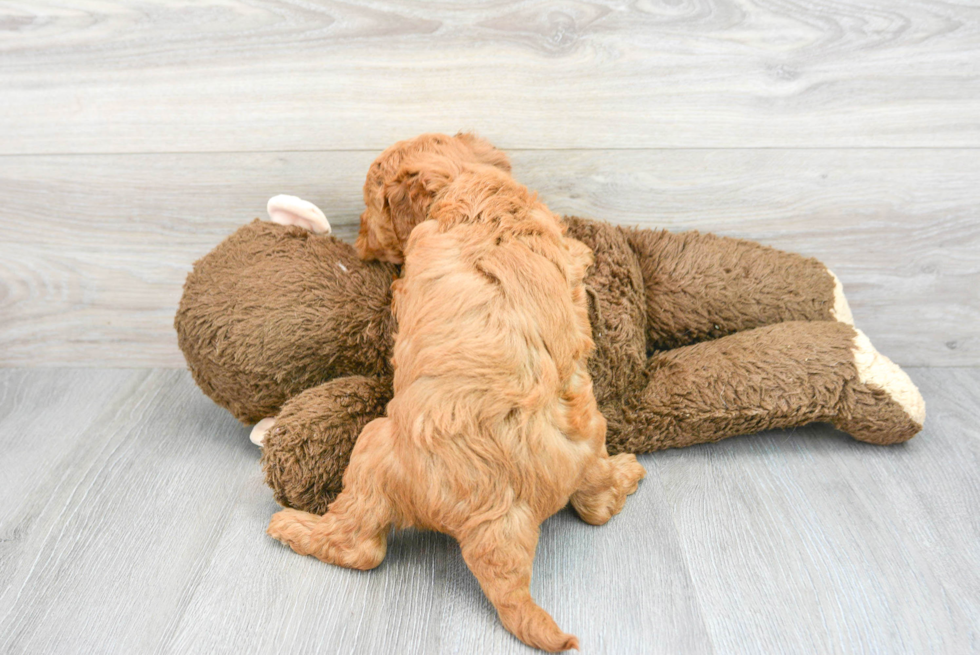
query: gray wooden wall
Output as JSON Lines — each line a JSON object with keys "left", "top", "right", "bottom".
{"left": 1, "top": 0, "right": 978, "bottom": 367}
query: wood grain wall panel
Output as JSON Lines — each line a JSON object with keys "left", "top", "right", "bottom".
{"left": 1, "top": 148, "right": 975, "bottom": 366}
{"left": 1, "top": 0, "right": 978, "bottom": 153}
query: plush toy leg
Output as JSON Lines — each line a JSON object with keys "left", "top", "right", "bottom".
{"left": 261, "top": 375, "right": 392, "bottom": 515}
{"left": 623, "top": 227, "right": 853, "bottom": 349}
{"left": 268, "top": 417, "right": 395, "bottom": 570}
{"left": 614, "top": 321, "right": 924, "bottom": 453}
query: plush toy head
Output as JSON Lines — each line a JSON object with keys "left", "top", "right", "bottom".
{"left": 175, "top": 220, "right": 398, "bottom": 424}
{"left": 356, "top": 132, "right": 511, "bottom": 264}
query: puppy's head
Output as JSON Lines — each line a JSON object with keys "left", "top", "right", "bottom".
{"left": 356, "top": 132, "right": 511, "bottom": 263}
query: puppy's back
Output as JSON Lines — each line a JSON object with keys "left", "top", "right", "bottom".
{"left": 386, "top": 170, "right": 597, "bottom": 525}
{"left": 393, "top": 170, "right": 592, "bottom": 405}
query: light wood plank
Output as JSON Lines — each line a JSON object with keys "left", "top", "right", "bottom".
{"left": 653, "top": 367, "right": 980, "bottom": 654}
{"left": 1, "top": 0, "right": 979, "bottom": 153}
{"left": 165, "top": 462, "right": 712, "bottom": 654}
{"left": 0, "top": 369, "right": 255, "bottom": 654}
{"left": 1, "top": 149, "right": 976, "bottom": 367}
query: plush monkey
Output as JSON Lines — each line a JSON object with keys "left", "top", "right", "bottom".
{"left": 176, "top": 201, "right": 924, "bottom": 514}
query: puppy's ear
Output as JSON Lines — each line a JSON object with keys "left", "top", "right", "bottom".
{"left": 455, "top": 132, "right": 511, "bottom": 173}
{"left": 383, "top": 157, "right": 454, "bottom": 243}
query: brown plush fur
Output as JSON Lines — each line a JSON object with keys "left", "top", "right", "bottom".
{"left": 175, "top": 221, "right": 395, "bottom": 424}
{"left": 625, "top": 226, "right": 837, "bottom": 349}
{"left": 174, "top": 145, "right": 925, "bottom": 520}
{"left": 261, "top": 375, "right": 392, "bottom": 513}
{"left": 267, "top": 144, "right": 644, "bottom": 652}
{"left": 176, "top": 216, "right": 923, "bottom": 516}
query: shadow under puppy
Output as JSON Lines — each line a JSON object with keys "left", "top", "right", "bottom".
{"left": 267, "top": 134, "right": 646, "bottom": 652}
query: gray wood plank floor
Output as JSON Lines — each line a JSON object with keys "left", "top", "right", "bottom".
{"left": 1, "top": 367, "right": 977, "bottom": 654}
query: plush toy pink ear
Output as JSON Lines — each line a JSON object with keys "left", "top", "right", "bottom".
{"left": 267, "top": 195, "right": 331, "bottom": 234}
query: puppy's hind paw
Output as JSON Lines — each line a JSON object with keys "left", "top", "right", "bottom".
{"left": 571, "top": 454, "right": 646, "bottom": 526}
{"left": 267, "top": 508, "right": 321, "bottom": 556}
{"left": 611, "top": 453, "right": 646, "bottom": 497}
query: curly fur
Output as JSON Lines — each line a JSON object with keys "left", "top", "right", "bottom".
{"left": 355, "top": 132, "right": 511, "bottom": 263}
{"left": 268, "top": 137, "right": 644, "bottom": 652}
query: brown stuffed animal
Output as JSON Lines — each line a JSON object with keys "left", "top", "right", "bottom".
{"left": 176, "top": 205, "right": 925, "bottom": 516}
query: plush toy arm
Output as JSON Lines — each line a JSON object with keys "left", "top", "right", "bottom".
{"left": 609, "top": 321, "right": 924, "bottom": 455}
{"left": 261, "top": 375, "right": 392, "bottom": 514}
{"left": 623, "top": 227, "right": 853, "bottom": 350}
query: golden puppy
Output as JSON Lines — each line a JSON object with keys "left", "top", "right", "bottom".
{"left": 268, "top": 134, "right": 645, "bottom": 652}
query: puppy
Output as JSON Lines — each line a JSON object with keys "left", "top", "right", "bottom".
{"left": 268, "top": 133, "right": 645, "bottom": 652}
{"left": 354, "top": 132, "right": 512, "bottom": 263}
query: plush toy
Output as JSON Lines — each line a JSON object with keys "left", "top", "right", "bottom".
{"left": 176, "top": 201, "right": 925, "bottom": 515}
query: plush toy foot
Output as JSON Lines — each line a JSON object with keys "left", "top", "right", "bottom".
{"left": 261, "top": 376, "right": 391, "bottom": 515}
{"left": 267, "top": 195, "right": 332, "bottom": 234}
{"left": 250, "top": 417, "right": 276, "bottom": 447}
{"left": 835, "top": 329, "right": 926, "bottom": 445}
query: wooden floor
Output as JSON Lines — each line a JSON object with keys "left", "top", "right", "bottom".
{"left": 0, "top": 366, "right": 977, "bottom": 654}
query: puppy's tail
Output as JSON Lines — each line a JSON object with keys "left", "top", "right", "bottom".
{"left": 497, "top": 599, "right": 579, "bottom": 652}
{"left": 461, "top": 513, "right": 579, "bottom": 651}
